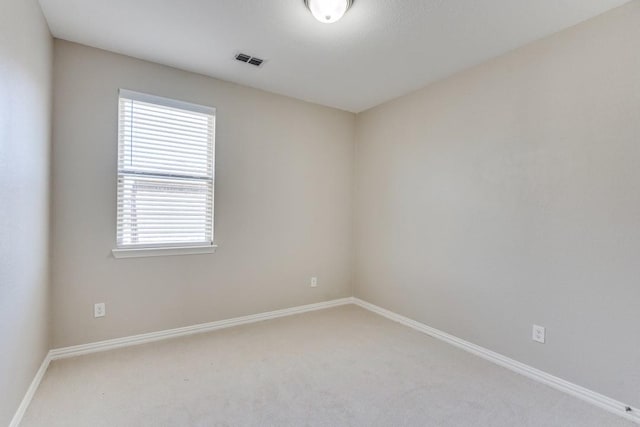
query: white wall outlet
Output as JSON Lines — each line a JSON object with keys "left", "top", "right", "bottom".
{"left": 94, "top": 302, "right": 106, "bottom": 318}
{"left": 532, "top": 324, "right": 545, "bottom": 343}
{"left": 310, "top": 277, "right": 318, "bottom": 288}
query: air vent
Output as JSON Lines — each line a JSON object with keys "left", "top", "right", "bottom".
{"left": 248, "top": 57, "right": 263, "bottom": 67}
{"left": 235, "top": 53, "right": 251, "bottom": 63}
{"left": 235, "top": 53, "right": 265, "bottom": 67}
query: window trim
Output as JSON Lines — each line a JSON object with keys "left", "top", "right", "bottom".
{"left": 113, "top": 89, "right": 217, "bottom": 258}
{"left": 112, "top": 244, "right": 217, "bottom": 259}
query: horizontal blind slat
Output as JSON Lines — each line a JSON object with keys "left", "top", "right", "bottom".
{"left": 121, "top": 118, "right": 213, "bottom": 139}
{"left": 115, "top": 193, "right": 213, "bottom": 202}
{"left": 120, "top": 111, "right": 212, "bottom": 130}
{"left": 120, "top": 108, "right": 211, "bottom": 128}
{"left": 118, "top": 139, "right": 213, "bottom": 157}
{"left": 118, "top": 162, "right": 211, "bottom": 177}
{"left": 119, "top": 146, "right": 211, "bottom": 162}
{"left": 119, "top": 155, "right": 211, "bottom": 169}
{"left": 121, "top": 121, "right": 212, "bottom": 140}
{"left": 120, "top": 129, "right": 213, "bottom": 147}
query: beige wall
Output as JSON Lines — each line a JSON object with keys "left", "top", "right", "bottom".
{"left": 0, "top": 0, "right": 52, "bottom": 424}
{"left": 354, "top": 1, "right": 640, "bottom": 408}
{"left": 51, "top": 41, "right": 355, "bottom": 348}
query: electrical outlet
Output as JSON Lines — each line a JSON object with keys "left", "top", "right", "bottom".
{"left": 94, "top": 303, "right": 106, "bottom": 318}
{"left": 310, "top": 277, "right": 318, "bottom": 288}
{"left": 532, "top": 324, "right": 545, "bottom": 343}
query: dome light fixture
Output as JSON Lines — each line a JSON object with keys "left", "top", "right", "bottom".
{"left": 304, "top": 0, "right": 353, "bottom": 24}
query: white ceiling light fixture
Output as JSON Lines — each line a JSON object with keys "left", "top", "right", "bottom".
{"left": 304, "top": 0, "right": 353, "bottom": 24}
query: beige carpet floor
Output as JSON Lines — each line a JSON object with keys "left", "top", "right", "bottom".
{"left": 21, "top": 305, "right": 632, "bottom": 426}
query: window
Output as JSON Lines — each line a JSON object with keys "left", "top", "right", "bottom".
{"left": 113, "top": 90, "right": 215, "bottom": 258}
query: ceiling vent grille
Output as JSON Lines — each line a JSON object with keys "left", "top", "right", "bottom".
{"left": 235, "top": 53, "right": 265, "bottom": 67}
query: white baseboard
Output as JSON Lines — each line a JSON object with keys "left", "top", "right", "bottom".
{"left": 9, "top": 352, "right": 52, "bottom": 427}
{"left": 352, "top": 297, "right": 640, "bottom": 424}
{"left": 49, "top": 297, "right": 354, "bottom": 360}
{"left": 10, "top": 297, "right": 351, "bottom": 426}
{"left": 11, "top": 296, "right": 638, "bottom": 426}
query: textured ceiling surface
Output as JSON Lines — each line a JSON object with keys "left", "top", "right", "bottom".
{"left": 39, "top": 0, "right": 630, "bottom": 112}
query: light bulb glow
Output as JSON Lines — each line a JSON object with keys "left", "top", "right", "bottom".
{"left": 305, "top": 0, "right": 351, "bottom": 24}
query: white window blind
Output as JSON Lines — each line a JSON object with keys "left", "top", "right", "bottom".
{"left": 117, "top": 89, "right": 215, "bottom": 249}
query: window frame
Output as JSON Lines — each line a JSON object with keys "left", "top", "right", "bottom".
{"left": 112, "top": 89, "right": 217, "bottom": 259}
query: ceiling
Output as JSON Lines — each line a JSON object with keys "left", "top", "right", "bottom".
{"left": 38, "top": 0, "right": 630, "bottom": 112}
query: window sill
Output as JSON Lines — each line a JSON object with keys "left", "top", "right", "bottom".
{"left": 112, "top": 245, "right": 217, "bottom": 259}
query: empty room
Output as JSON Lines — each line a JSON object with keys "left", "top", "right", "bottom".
{"left": 2, "top": 0, "right": 639, "bottom": 425}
